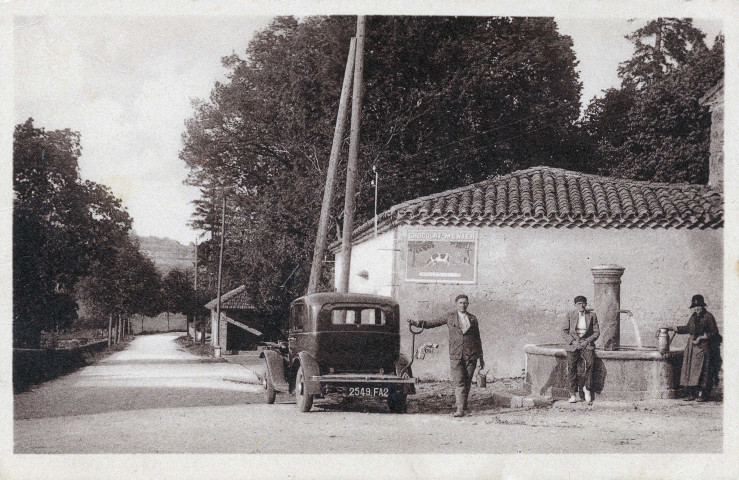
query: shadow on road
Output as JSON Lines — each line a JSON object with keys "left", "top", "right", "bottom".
{"left": 15, "top": 385, "right": 264, "bottom": 420}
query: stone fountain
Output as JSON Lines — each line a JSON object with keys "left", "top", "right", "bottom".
{"left": 523, "top": 265, "right": 684, "bottom": 400}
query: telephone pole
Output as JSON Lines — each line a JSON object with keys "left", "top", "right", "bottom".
{"left": 307, "top": 37, "right": 357, "bottom": 294}
{"left": 214, "top": 189, "right": 227, "bottom": 358}
{"left": 338, "top": 16, "right": 366, "bottom": 293}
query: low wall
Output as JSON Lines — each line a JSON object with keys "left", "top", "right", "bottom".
{"left": 13, "top": 340, "right": 109, "bottom": 391}
{"left": 133, "top": 313, "right": 188, "bottom": 333}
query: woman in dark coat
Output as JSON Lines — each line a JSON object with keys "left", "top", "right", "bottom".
{"left": 669, "top": 295, "right": 721, "bottom": 402}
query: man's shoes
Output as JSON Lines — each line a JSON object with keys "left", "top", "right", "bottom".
{"left": 453, "top": 387, "right": 466, "bottom": 417}
{"left": 583, "top": 386, "right": 592, "bottom": 404}
{"left": 568, "top": 395, "right": 579, "bottom": 403}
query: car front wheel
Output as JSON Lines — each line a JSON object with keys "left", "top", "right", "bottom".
{"left": 295, "top": 366, "right": 313, "bottom": 412}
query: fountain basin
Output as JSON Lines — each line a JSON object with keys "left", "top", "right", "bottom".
{"left": 524, "top": 344, "right": 684, "bottom": 400}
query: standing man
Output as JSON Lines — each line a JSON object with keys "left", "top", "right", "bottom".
{"left": 409, "top": 294, "right": 484, "bottom": 417}
{"left": 562, "top": 295, "right": 600, "bottom": 404}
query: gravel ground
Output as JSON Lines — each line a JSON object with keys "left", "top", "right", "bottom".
{"left": 11, "top": 333, "right": 725, "bottom": 461}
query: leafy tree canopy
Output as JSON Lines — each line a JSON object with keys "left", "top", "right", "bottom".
{"left": 582, "top": 19, "right": 723, "bottom": 184}
{"left": 181, "top": 16, "right": 583, "bottom": 315}
{"left": 13, "top": 119, "right": 153, "bottom": 345}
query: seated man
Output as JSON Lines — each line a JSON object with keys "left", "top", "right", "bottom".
{"left": 561, "top": 296, "right": 600, "bottom": 404}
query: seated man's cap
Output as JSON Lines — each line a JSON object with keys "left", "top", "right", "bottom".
{"left": 574, "top": 296, "right": 587, "bottom": 304}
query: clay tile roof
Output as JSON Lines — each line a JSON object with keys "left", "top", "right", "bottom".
{"left": 471, "top": 188, "right": 484, "bottom": 215}
{"left": 334, "top": 166, "right": 723, "bottom": 248}
{"left": 205, "top": 285, "right": 256, "bottom": 310}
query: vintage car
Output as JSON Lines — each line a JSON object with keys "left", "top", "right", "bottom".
{"left": 259, "top": 292, "right": 416, "bottom": 413}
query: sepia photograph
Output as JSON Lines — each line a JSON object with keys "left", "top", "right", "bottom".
{"left": 2, "top": 1, "right": 736, "bottom": 479}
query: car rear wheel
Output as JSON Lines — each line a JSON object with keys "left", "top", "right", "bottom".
{"left": 295, "top": 366, "right": 313, "bottom": 412}
{"left": 263, "top": 370, "right": 276, "bottom": 404}
{"left": 387, "top": 391, "right": 407, "bottom": 413}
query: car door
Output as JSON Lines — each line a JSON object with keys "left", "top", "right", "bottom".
{"left": 288, "top": 301, "right": 308, "bottom": 363}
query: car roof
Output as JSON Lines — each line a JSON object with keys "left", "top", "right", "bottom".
{"left": 292, "top": 292, "right": 398, "bottom": 308}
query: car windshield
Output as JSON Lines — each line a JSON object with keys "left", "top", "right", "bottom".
{"left": 331, "top": 307, "right": 386, "bottom": 325}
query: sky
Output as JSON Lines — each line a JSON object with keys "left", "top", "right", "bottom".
{"left": 12, "top": 15, "right": 722, "bottom": 246}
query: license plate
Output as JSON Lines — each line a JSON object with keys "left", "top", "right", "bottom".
{"left": 347, "top": 386, "right": 389, "bottom": 397}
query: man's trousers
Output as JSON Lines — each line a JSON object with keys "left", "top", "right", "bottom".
{"left": 566, "top": 348, "right": 594, "bottom": 394}
{"left": 450, "top": 354, "right": 479, "bottom": 399}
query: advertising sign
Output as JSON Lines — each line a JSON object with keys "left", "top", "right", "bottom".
{"left": 406, "top": 230, "right": 477, "bottom": 283}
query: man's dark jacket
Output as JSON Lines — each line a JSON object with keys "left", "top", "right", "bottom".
{"left": 561, "top": 310, "right": 600, "bottom": 352}
{"left": 422, "top": 312, "right": 483, "bottom": 359}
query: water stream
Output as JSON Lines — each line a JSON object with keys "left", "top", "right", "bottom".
{"left": 628, "top": 314, "right": 643, "bottom": 348}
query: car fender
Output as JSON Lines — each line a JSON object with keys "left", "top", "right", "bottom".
{"left": 297, "top": 351, "right": 322, "bottom": 396}
{"left": 395, "top": 353, "right": 412, "bottom": 377}
{"left": 260, "top": 350, "right": 289, "bottom": 392}
{"left": 395, "top": 354, "right": 415, "bottom": 393}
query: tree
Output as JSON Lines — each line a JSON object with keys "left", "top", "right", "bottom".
{"left": 180, "top": 16, "right": 583, "bottom": 318}
{"left": 618, "top": 18, "right": 708, "bottom": 88}
{"left": 13, "top": 119, "right": 133, "bottom": 346}
{"left": 162, "top": 268, "right": 199, "bottom": 316}
{"left": 582, "top": 20, "right": 723, "bottom": 184}
{"left": 76, "top": 235, "right": 163, "bottom": 340}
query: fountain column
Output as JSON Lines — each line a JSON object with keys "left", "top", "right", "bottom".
{"left": 591, "top": 265, "right": 625, "bottom": 351}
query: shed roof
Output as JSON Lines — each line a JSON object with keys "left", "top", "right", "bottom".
{"left": 205, "top": 285, "right": 256, "bottom": 311}
{"left": 331, "top": 166, "right": 723, "bottom": 249}
{"left": 700, "top": 79, "right": 723, "bottom": 107}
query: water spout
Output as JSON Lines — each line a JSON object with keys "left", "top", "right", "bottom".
{"left": 619, "top": 310, "right": 642, "bottom": 348}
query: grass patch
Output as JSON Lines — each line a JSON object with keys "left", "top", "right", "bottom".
{"left": 175, "top": 335, "right": 225, "bottom": 361}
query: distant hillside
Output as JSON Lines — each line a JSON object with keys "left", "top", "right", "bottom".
{"left": 135, "top": 234, "right": 195, "bottom": 275}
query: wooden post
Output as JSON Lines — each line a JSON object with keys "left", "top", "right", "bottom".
{"left": 201, "top": 313, "right": 206, "bottom": 344}
{"left": 108, "top": 314, "right": 112, "bottom": 347}
{"left": 190, "top": 238, "right": 197, "bottom": 340}
{"left": 338, "top": 16, "right": 366, "bottom": 293}
{"left": 307, "top": 37, "right": 357, "bottom": 295}
{"left": 214, "top": 190, "right": 226, "bottom": 358}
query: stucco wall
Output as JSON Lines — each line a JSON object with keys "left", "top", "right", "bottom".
{"left": 385, "top": 225, "right": 723, "bottom": 380}
{"left": 133, "top": 312, "right": 187, "bottom": 334}
{"left": 335, "top": 230, "right": 396, "bottom": 296}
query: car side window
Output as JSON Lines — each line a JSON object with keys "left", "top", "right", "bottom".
{"left": 291, "top": 303, "right": 306, "bottom": 331}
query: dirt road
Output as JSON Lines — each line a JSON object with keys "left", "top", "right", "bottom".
{"left": 13, "top": 333, "right": 723, "bottom": 455}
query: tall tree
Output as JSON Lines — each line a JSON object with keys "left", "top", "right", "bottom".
{"left": 13, "top": 119, "right": 133, "bottom": 346}
{"left": 180, "top": 16, "right": 583, "bottom": 317}
{"left": 76, "top": 235, "right": 163, "bottom": 332}
{"left": 618, "top": 18, "right": 708, "bottom": 88}
{"left": 582, "top": 20, "right": 723, "bottom": 184}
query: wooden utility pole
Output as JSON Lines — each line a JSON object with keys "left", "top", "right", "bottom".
{"left": 307, "top": 37, "right": 357, "bottom": 295}
{"left": 190, "top": 238, "right": 197, "bottom": 340}
{"left": 338, "top": 16, "right": 366, "bottom": 293}
{"left": 214, "top": 189, "right": 227, "bottom": 357}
